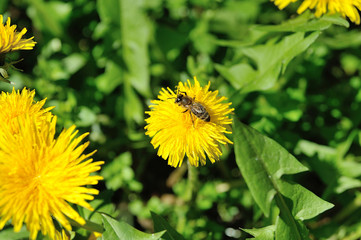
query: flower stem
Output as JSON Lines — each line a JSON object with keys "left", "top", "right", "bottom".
{"left": 187, "top": 160, "right": 199, "bottom": 203}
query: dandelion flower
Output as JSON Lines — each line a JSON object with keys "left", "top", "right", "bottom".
{"left": 0, "top": 15, "right": 36, "bottom": 54}
{"left": 145, "top": 77, "right": 234, "bottom": 167}
{"left": 0, "top": 115, "right": 104, "bottom": 240}
{"left": 0, "top": 87, "right": 53, "bottom": 135}
{"left": 271, "top": 0, "right": 361, "bottom": 24}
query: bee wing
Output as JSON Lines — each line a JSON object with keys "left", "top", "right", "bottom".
{"left": 191, "top": 102, "right": 207, "bottom": 114}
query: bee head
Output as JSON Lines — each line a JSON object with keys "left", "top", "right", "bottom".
{"left": 175, "top": 94, "right": 184, "bottom": 103}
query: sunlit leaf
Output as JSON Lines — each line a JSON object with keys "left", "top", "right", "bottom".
{"left": 233, "top": 119, "right": 334, "bottom": 238}
{"left": 101, "top": 214, "right": 165, "bottom": 240}
{"left": 151, "top": 212, "right": 185, "bottom": 240}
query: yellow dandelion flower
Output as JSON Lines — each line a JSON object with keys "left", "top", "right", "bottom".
{"left": 0, "top": 87, "right": 53, "bottom": 135}
{"left": 0, "top": 15, "right": 36, "bottom": 54}
{"left": 145, "top": 77, "right": 234, "bottom": 168}
{"left": 0, "top": 115, "right": 104, "bottom": 240}
{"left": 54, "top": 229, "right": 70, "bottom": 240}
{"left": 271, "top": 0, "right": 361, "bottom": 24}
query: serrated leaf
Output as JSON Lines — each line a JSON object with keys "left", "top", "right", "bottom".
{"left": 151, "top": 212, "right": 185, "bottom": 240}
{"left": 233, "top": 119, "right": 334, "bottom": 235}
{"left": 101, "top": 214, "right": 165, "bottom": 240}
{"left": 242, "top": 225, "right": 275, "bottom": 240}
{"left": 242, "top": 32, "right": 319, "bottom": 92}
{"left": 217, "top": 32, "right": 319, "bottom": 94}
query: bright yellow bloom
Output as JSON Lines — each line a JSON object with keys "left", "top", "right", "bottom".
{"left": 0, "top": 88, "right": 53, "bottom": 135}
{"left": 0, "top": 15, "right": 36, "bottom": 54}
{"left": 0, "top": 114, "right": 104, "bottom": 240}
{"left": 272, "top": 0, "right": 361, "bottom": 24}
{"left": 145, "top": 77, "right": 234, "bottom": 167}
{"left": 54, "top": 229, "right": 70, "bottom": 240}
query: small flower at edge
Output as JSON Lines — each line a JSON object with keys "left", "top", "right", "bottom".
{"left": 145, "top": 77, "right": 234, "bottom": 168}
{"left": 0, "top": 14, "right": 36, "bottom": 54}
{"left": 271, "top": 0, "right": 361, "bottom": 25}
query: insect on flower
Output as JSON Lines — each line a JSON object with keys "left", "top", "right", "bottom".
{"left": 172, "top": 89, "right": 210, "bottom": 124}
{"left": 145, "top": 77, "right": 234, "bottom": 167}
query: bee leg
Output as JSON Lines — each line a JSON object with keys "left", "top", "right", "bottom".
{"left": 179, "top": 91, "right": 187, "bottom": 96}
{"left": 189, "top": 112, "right": 195, "bottom": 127}
{"left": 182, "top": 109, "right": 188, "bottom": 113}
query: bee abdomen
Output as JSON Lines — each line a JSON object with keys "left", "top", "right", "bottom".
{"left": 198, "top": 112, "right": 210, "bottom": 122}
{"left": 191, "top": 103, "right": 210, "bottom": 122}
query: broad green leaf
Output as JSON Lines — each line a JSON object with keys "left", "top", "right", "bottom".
{"left": 151, "top": 212, "right": 185, "bottom": 240}
{"left": 124, "top": 81, "right": 144, "bottom": 125}
{"left": 254, "top": 14, "right": 348, "bottom": 32}
{"left": 96, "top": 0, "right": 151, "bottom": 97}
{"left": 217, "top": 32, "right": 319, "bottom": 94}
{"left": 120, "top": 0, "right": 151, "bottom": 97}
{"left": 101, "top": 214, "right": 165, "bottom": 240}
{"left": 0, "top": 226, "right": 29, "bottom": 240}
{"left": 26, "top": 0, "right": 70, "bottom": 37}
{"left": 242, "top": 225, "right": 275, "bottom": 240}
{"left": 241, "top": 32, "right": 319, "bottom": 93}
{"left": 275, "top": 214, "right": 310, "bottom": 240}
{"left": 214, "top": 63, "right": 256, "bottom": 89}
{"left": 233, "top": 119, "right": 333, "bottom": 234}
{"left": 97, "top": 0, "right": 121, "bottom": 24}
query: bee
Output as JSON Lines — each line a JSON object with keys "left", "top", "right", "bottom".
{"left": 173, "top": 90, "right": 210, "bottom": 123}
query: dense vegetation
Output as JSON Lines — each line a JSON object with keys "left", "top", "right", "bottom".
{"left": 1, "top": 0, "right": 361, "bottom": 239}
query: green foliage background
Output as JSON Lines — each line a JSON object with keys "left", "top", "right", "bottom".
{"left": 1, "top": 0, "right": 361, "bottom": 239}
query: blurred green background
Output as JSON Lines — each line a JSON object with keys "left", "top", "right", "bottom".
{"left": 2, "top": 0, "right": 361, "bottom": 239}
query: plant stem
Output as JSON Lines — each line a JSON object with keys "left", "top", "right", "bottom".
{"left": 187, "top": 160, "right": 199, "bottom": 203}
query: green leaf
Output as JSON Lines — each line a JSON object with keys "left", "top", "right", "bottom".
{"left": 0, "top": 0, "right": 9, "bottom": 13}
{"left": 217, "top": 32, "right": 320, "bottom": 93}
{"left": 95, "top": 61, "right": 123, "bottom": 94}
{"left": 101, "top": 152, "right": 138, "bottom": 191}
{"left": 322, "top": 30, "right": 361, "bottom": 49}
{"left": 63, "top": 53, "right": 87, "bottom": 75}
{"left": 242, "top": 225, "right": 275, "bottom": 240}
{"left": 151, "top": 212, "right": 185, "bottom": 240}
{"left": 97, "top": 0, "right": 121, "bottom": 24}
{"left": 101, "top": 214, "right": 165, "bottom": 240}
{"left": 275, "top": 215, "right": 310, "bottom": 240}
{"left": 254, "top": 14, "right": 348, "bottom": 32}
{"left": 0, "top": 226, "right": 29, "bottom": 240}
{"left": 27, "top": 0, "right": 70, "bottom": 37}
{"left": 124, "top": 81, "right": 144, "bottom": 125}
{"left": 233, "top": 119, "right": 334, "bottom": 238}
{"left": 120, "top": 0, "right": 151, "bottom": 97}
{"left": 96, "top": 0, "right": 151, "bottom": 97}
{"left": 214, "top": 63, "right": 256, "bottom": 89}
